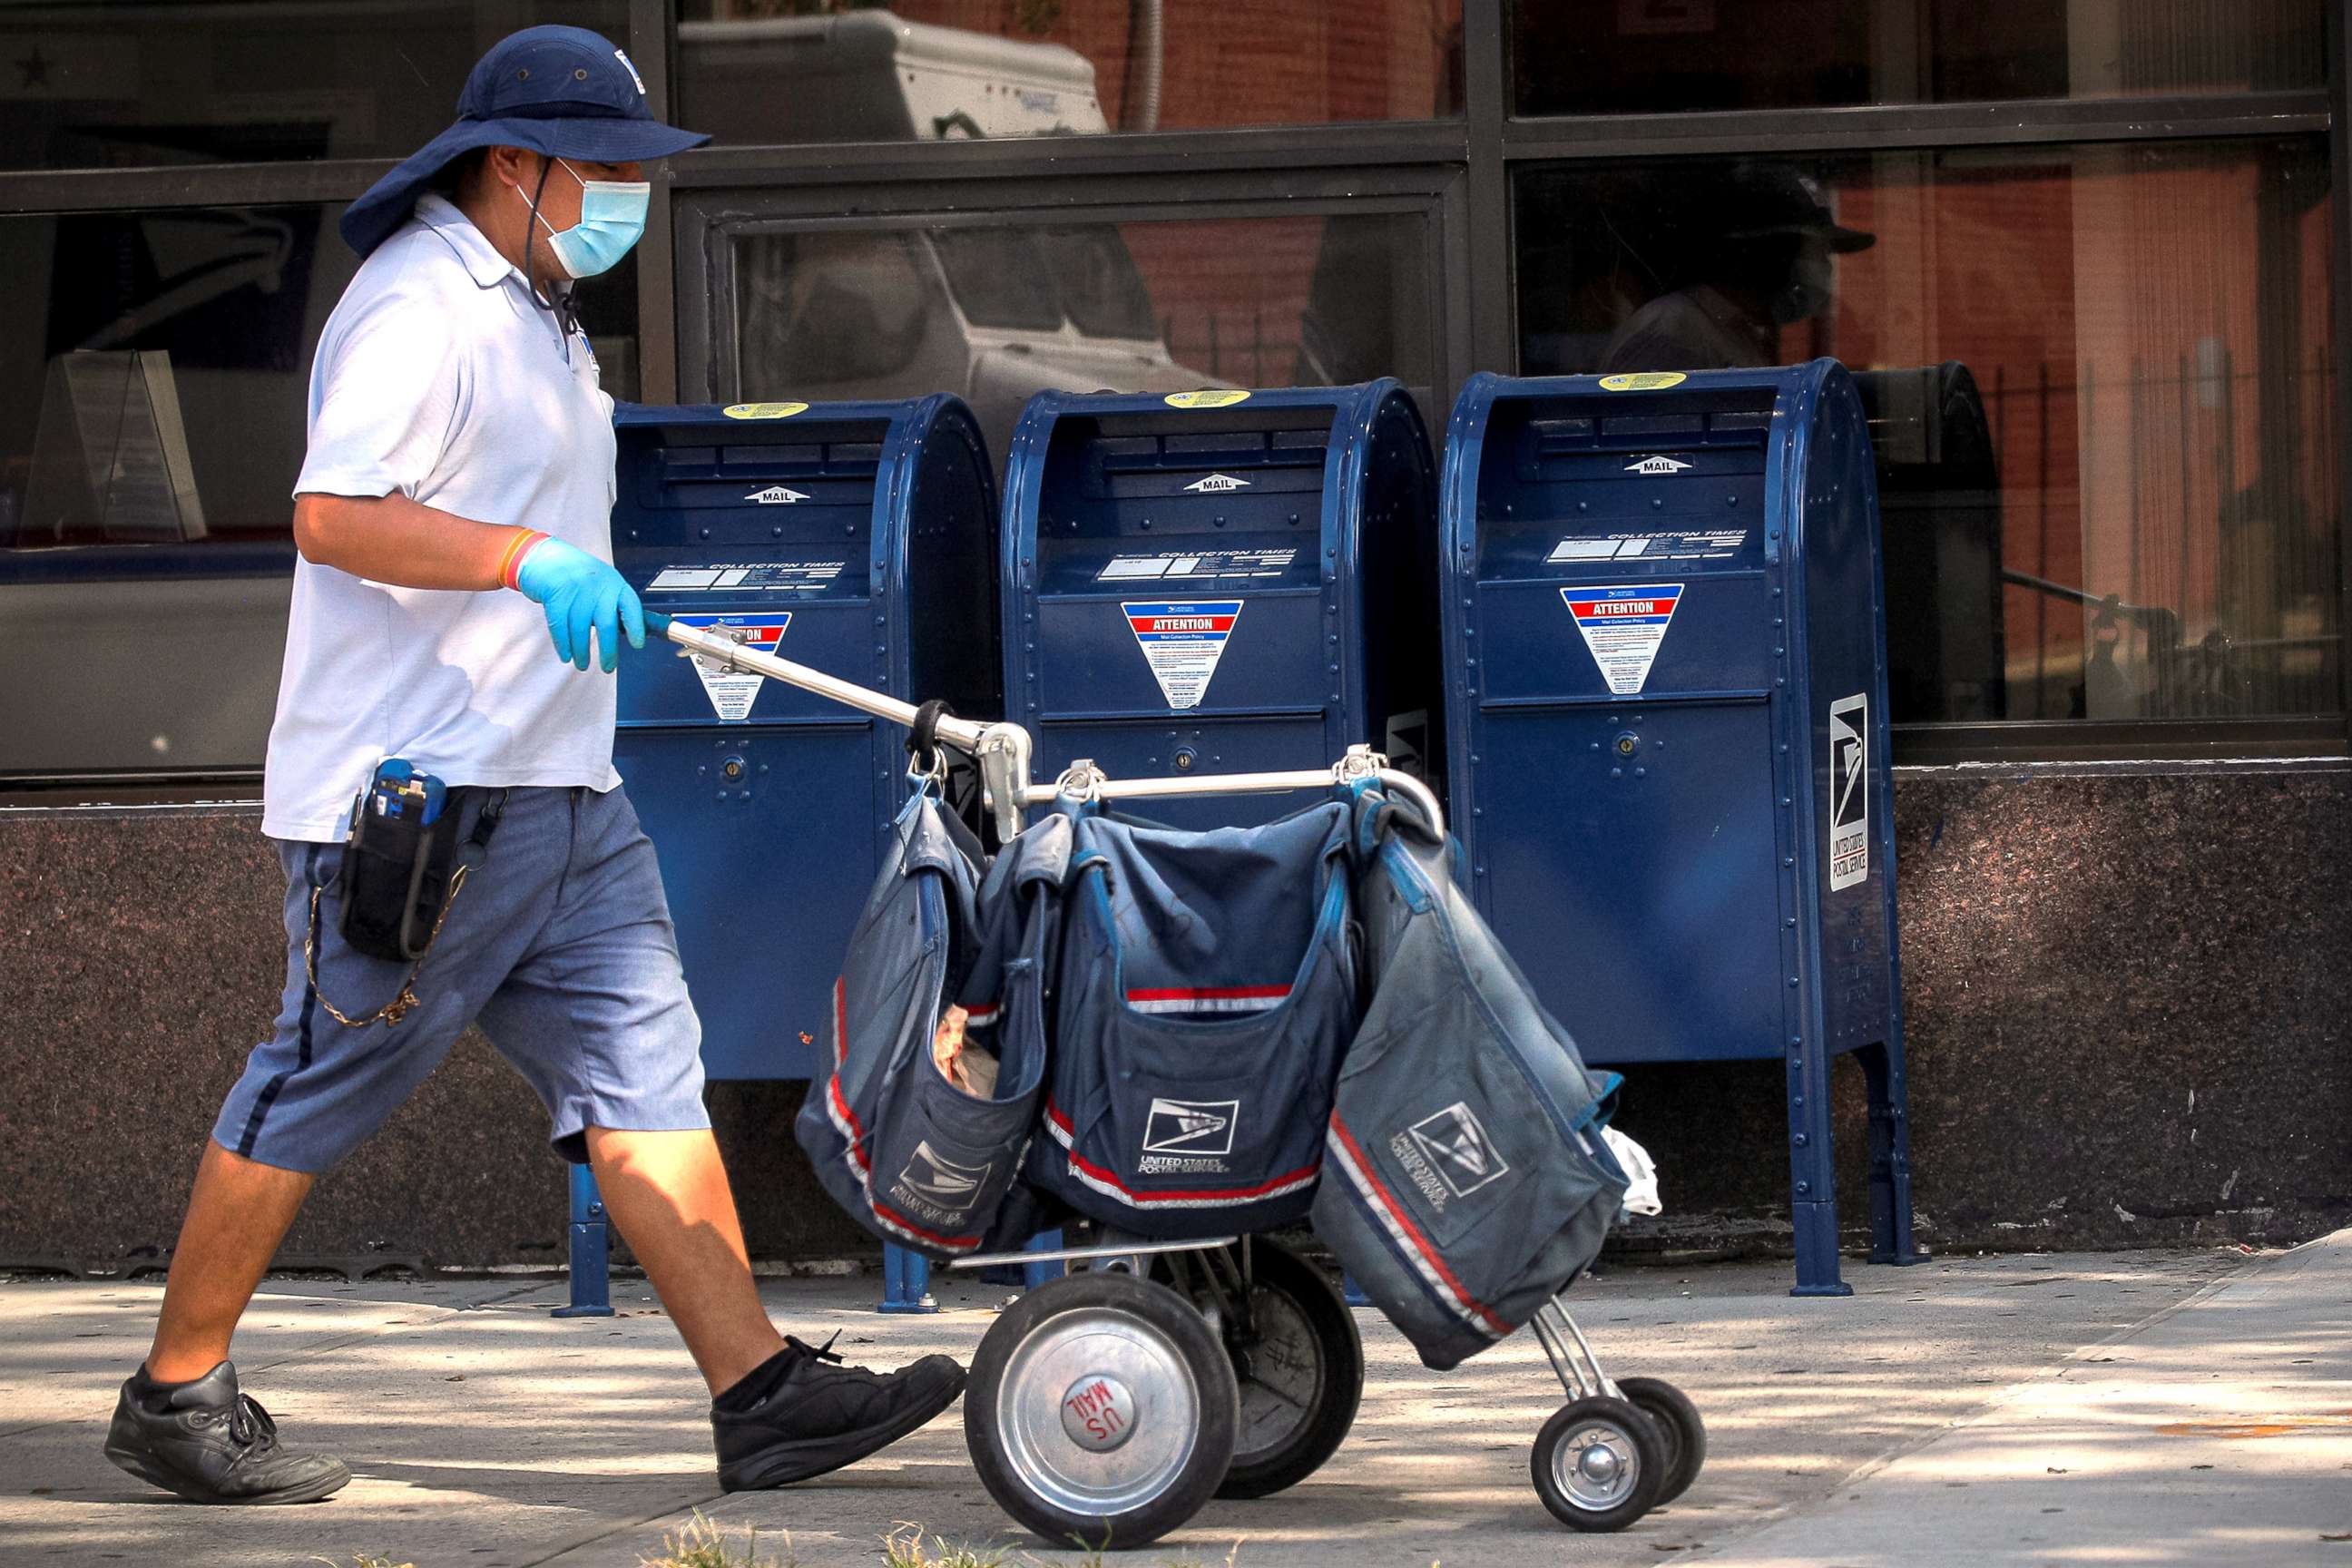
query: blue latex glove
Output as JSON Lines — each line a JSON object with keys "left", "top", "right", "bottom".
{"left": 513, "top": 537, "right": 645, "bottom": 673}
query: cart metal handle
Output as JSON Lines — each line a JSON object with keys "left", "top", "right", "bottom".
{"left": 645, "top": 612, "right": 1445, "bottom": 838}
{"left": 650, "top": 611, "right": 1035, "bottom": 841}
{"left": 1028, "top": 753, "right": 1445, "bottom": 836}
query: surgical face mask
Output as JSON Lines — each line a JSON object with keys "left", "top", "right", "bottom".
{"left": 516, "top": 157, "right": 648, "bottom": 279}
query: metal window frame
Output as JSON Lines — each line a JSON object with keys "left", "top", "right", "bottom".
{"left": 0, "top": 0, "right": 2339, "bottom": 779}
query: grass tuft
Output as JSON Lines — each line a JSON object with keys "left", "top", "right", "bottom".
{"left": 882, "top": 1520, "right": 1009, "bottom": 1568}
{"left": 639, "top": 1510, "right": 793, "bottom": 1568}
{"left": 877, "top": 1520, "right": 1245, "bottom": 1568}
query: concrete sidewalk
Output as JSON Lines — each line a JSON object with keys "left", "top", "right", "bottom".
{"left": 0, "top": 1240, "right": 2333, "bottom": 1567}
{"left": 1696, "top": 1229, "right": 2352, "bottom": 1567}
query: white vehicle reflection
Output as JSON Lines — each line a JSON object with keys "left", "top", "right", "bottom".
{"left": 735, "top": 224, "right": 1221, "bottom": 465}
{"left": 684, "top": 10, "right": 1220, "bottom": 458}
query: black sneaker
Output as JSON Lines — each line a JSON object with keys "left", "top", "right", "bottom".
{"left": 712, "top": 1334, "right": 965, "bottom": 1490}
{"left": 104, "top": 1362, "right": 351, "bottom": 1504}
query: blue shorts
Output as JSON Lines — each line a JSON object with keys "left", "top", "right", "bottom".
{"left": 215, "top": 784, "right": 709, "bottom": 1172}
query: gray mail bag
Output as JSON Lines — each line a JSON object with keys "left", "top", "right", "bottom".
{"left": 1033, "top": 799, "right": 1358, "bottom": 1238}
{"left": 796, "top": 790, "right": 1057, "bottom": 1258}
{"left": 1310, "top": 781, "right": 1629, "bottom": 1370}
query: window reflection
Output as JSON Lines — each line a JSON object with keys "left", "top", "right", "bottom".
{"left": 0, "top": 201, "right": 637, "bottom": 774}
{"left": 1514, "top": 0, "right": 2323, "bottom": 117}
{"left": 734, "top": 211, "right": 1433, "bottom": 465}
{"left": 679, "top": 2, "right": 1463, "bottom": 145}
{"left": 1517, "top": 140, "right": 2338, "bottom": 726}
{"left": 0, "top": 2, "right": 628, "bottom": 172}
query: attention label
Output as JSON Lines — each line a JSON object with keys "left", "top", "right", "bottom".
{"left": 1563, "top": 583, "right": 1683, "bottom": 694}
{"left": 1122, "top": 600, "right": 1241, "bottom": 710}
{"left": 1828, "top": 692, "right": 1868, "bottom": 890}
{"left": 674, "top": 613, "right": 790, "bottom": 720}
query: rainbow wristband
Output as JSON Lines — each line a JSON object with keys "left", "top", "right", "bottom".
{"left": 498, "top": 528, "right": 550, "bottom": 591}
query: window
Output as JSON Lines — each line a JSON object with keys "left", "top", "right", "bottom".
{"left": 929, "top": 229, "right": 1067, "bottom": 331}
{"left": 1515, "top": 138, "right": 2338, "bottom": 729}
{"left": 675, "top": 0, "right": 1463, "bottom": 145}
{"left": 0, "top": 201, "right": 639, "bottom": 777}
{"left": 0, "top": 2, "right": 629, "bottom": 171}
{"left": 727, "top": 211, "right": 1436, "bottom": 466}
{"left": 1513, "top": 0, "right": 2324, "bottom": 118}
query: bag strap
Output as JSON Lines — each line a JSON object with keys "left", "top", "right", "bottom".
{"left": 906, "top": 699, "right": 955, "bottom": 780}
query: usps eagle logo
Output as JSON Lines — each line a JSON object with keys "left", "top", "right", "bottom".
{"left": 1407, "top": 1102, "right": 1510, "bottom": 1198}
{"left": 1142, "top": 1098, "right": 1239, "bottom": 1156}
{"left": 896, "top": 1142, "right": 993, "bottom": 1206}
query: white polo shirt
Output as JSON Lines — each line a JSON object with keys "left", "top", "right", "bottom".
{"left": 263, "top": 193, "right": 623, "bottom": 842}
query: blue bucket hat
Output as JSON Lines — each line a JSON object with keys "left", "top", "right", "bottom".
{"left": 339, "top": 25, "right": 709, "bottom": 259}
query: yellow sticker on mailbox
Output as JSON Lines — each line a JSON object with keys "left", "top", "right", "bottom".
{"left": 722, "top": 401, "right": 810, "bottom": 420}
{"left": 1163, "top": 389, "right": 1252, "bottom": 409}
{"left": 1596, "top": 372, "right": 1688, "bottom": 392}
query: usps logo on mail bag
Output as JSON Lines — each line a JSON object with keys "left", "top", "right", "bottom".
{"left": 1403, "top": 1102, "right": 1511, "bottom": 1200}
{"left": 1142, "top": 1098, "right": 1240, "bottom": 1157}
{"left": 896, "top": 1142, "right": 994, "bottom": 1208}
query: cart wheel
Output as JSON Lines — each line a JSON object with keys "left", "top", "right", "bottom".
{"left": 1616, "top": 1376, "right": 1705, "bottom": 1505}
{"left": 1152, "top": 1240, "right": 1363, "bottom": 1498}
{"left": 1530, "top": 1396, "right": 1664, "bottom": 1533}
{"left": 965, "top": 1270, "right": 1239, "bottom": 1549}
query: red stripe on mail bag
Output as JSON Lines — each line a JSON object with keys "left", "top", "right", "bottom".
{"left": 870, "top": 1199, "right": 981, "bottom": 1253}
{"left": 1328, "top": 1112, "right": 1509, "bottom": 1337}
{"left": 1123, "top": 984, "right": 1292, "bottom": 1014}
{"left": 1044, "top": 1100, "right": 1318, "bottom": 1208}
{"left": 825, "top": 1074, "right": 868, "bottom": 1180}
{"left": 832, "top": 975, "right": 849, "bottom": 1066}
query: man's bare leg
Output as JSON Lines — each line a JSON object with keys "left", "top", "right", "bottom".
{"left": 589, "top": 1126, "right": 967, "bottom": 1489}
{"left": 146, "top": 1141, "right": 315, "bottom": 1382}
{"left": 583, "top": 1126, "right": 785, "bottom": 1396}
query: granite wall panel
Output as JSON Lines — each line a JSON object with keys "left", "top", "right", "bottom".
{"left": 1, "top": 764, "right": 2344, "bottom": 1272}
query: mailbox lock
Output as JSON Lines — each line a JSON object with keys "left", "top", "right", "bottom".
{"left": 1613, "top": 731, "right": 1640, "bottom": 758}
{"left": 1172, "top": 746, "right": 1199, "bottom": 773}
{"left": 720, "top": 755, "right": 748, "bottom": 783}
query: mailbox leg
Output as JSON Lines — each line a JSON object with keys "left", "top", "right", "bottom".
{"left": 1788, "top": 1041, "right": 1852, "bottom": 1298}
{"left": 1860, "top": 1040, "right": 1924, "bottom": 1265}
{"left": 552, "top": 1164, "right": 617, "bottom": 1318}
{"left": 878, "top": 1242, "right": 938, "bottom": 1314}
{"left": 1022, "top": 1229, "right": 1067, "bottom": 1291}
